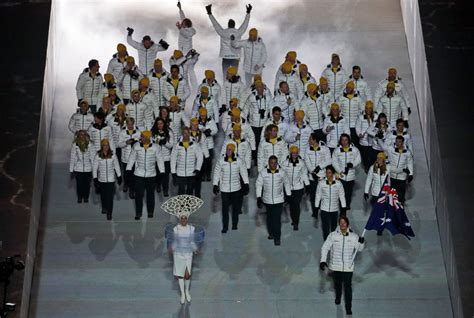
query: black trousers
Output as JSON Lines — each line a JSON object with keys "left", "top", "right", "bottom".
{"left": 289, "top": 189, "right": 304, "bottom": 226}
{"left": 349, "top": 128, "right": 359, "bottom": 148}
{"left": 265, "top": 203, "right": 283, "bottom": 240}
{"left": 333, "top": 271, "right": 353, "bottom": 311}
{"left": 359, "top": 145, "right": 372, "bottom": 171}
{"left": 202, "top": 149, "right": 214, "bottom": 180}
{"left": 309, "top": 180, "right": 319, "bottom": 215}
{"left": 321, "top": 210, "right": 338, "bottom": 240}
{"left": 75, "top": 172, "right": 92, "bottom": 201}
{"left": 177, "top": 176, "right": 194, "bottom": 195}
{"left": 89, "top": 104, "right": 97, "bottom": 114}
{"left": 156, "top": 161, "right": 171, "bottom": 193}
{"left": 221, "top": 191, "right": 242, "bottom": 230}
{"left": 99, "top": 182, "right": 115, "bottom": 215}
{"left": 340, "top": 180, "right": 354, "bottom": 209}
{"left": 368, "top": 147, "right": 380, "bottom": 168}
{"left": 391, "top": 178, "right": 407, "bottom": 203}
{"left": 122, "top": 163, "right": 135, "bottom": 192}
{"left": 115, "top": 148, "right": 122, "bottom": 166}
{"left": 134, "top": 176, "right": 156, "bottom": 217}
{"left": 313, "top": 129, "right": 326, "bottom": 143}
{"left": 194, "top": 173, "right": 203, "bottom": 198}
{"left": 251, "top": 126, "right": 263, "bottom": 164}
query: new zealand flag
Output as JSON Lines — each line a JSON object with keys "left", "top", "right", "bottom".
{"left": 365, "top": 177, "right": 415, "bottom": 239}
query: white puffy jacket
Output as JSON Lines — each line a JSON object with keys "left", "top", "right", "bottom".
{"left": 169, "top": 109, "right": 189, "bottom": 139}
{"left": 170, "top": 139, "right": 204, "bottom": 177}
{"left": 117, "top": 127, "right": 141, "bottom": 163}
{"left": 241, "top": 83, "right": 273, "bottom": 109}
{"left": 261, "top": 118, "right": 289, "bottom": 140}
{"left": 149, "top": 70, "right": 169, "bottom": 109}
{"left": 284, "top": 123, "right": 312, "bottom": 157}
{"left": 169, "top": 54, "right": 198, "bottom": 85}
{"left": 208, "top": 13, "right": 250, "bottom": 59}
{"left": 126, "top": 143, "right": 165, "bottom": 177}
{"left": 321, "top": 65, "right": 348, "bottom": 102}
{"left": 108, "top": 116, "right": 126, "bottom": 146}
{"left": 257, "top": 137, "right": 289, "bottom": 172}
{"left": 323, "top": 116, "right": 350, "bottom": 149}
{"left": 300, "top": 93, "right": 325, "bottom": 131}
{"left": 198, "top": 118, "right": 218, "bottom": 149}
{"left": 273, "top": 71, "right": 300, "bottom": 100}
{"left": 317, "top": 89, "right": 333, "bottom": 115}
{"left": 272, "top": 90, "right": 297, "bottom": 123}
{"left": 76, "top": 69, "right": 103, "bottom": 106}
{"left": 303, "top": 143, "right": 332, "bottom": 181}
{"left": 223, "top": 77, "right": 246, "bottom": 106}
{"left": 344, "top": 76, "right": 372, "bottom": 102}
{"left": 281, "top": 156, "right": 310, "bottom": 190}
{"left": 376, "top": 94, "right": 409, "bottom": 123}
{"left": 355, "top": 113, "right": 377, "bottom": 147}
{"left": 127, "top": 35, "right": 167, "bottom": 74}
{"left": 69, "top": 143, "right": 95, "bottom": 173}
{"left": 243, "top": 92, "right": 271, "bottom": 128}
{"left": 224, "top": 120, "right": 256, "bottom": 151}
{"left": 178, "top": 9, "right": 196, "bottom": 53}
{"left": 231, "top": 38, "right": 267, "bottom": 74}
{"left": 106, "top": 53, "right": 128, "bottom": 82}
{"left": 68, "top": 111, "right": 94, "bottom": 134}
{"left": 198, "top": 79, "right": 222, "bottom": 106}
{"left": 97, "top": 83, "right": 123, "bottom": 109}
{"left": 152, "top": 130, "right": 175, "bottom": 162}
{"left": 315, "top": 178, "right": 346, "bottom": 212}
{"left": 88, "top": 124, "right": 116, "bottom": 152}
{"left": 164, "top": 75, "right": 191, "bottom": 103}
{"left": 374, "top": 78, "right": 411, "bottom": 111}
{"left": 379, "top": 140, "right": 414, "bottom": 181}
{"left": 126, "top": 101, "right": 152, "bottom": 131}
{"left": 213, "top": 155, "right": 249, "bottom": 193}
{"left": 338, "top": 92, "right": 363, "bottom": 128}
{"left": 321, "top": 227, "right": 364, "bottom": 272}
{"left": 190, "top": 131, "right": 210, "bottom": 159}
{"left": 93, "top": 153, "right": 122, "bottom": 183}
{"left": 365, "top": 165, "right": 391, "bottom": 196}
{"left": 220, "top": 136, "right": 253, "bottom": 169}
{"left": 331, "top": 145, "right": 362, "bottom": 182}
{"left": 192, "top": 95, "right": 219, "bottom": 122}
{"left": 256, "top": 167, "right": 292, "bottom": 204}
{"left": 139, "top": 90, "right": 156, "bottom": 112}
{"left": 117, "top": 66, "right": 144, "bottom": 100}
{"left": 367, "top": 123, "right": 392, "bottom": 151}
{"left": 385, "top": 129, "right": 414, "bottom": 155}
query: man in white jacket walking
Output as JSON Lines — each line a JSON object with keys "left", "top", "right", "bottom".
{"left": 320, "top": 215, "right": 365, "bottom": 316}
{"left": 206, "top": 3, "right": 252, "bottom": 80}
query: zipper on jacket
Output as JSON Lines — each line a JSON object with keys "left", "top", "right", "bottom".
{"left": 184, "top": 147, "right": 188, "bottom": 177}
{"left": 342, "top": 234, "right": 346, "bottom": 271}
{"left": 271, "top": 172, "right": 274, "bottom": 204}
{"left": 229, "top": 161, "right": 232, "bottom": 192}
{"left": 328, "top": 184, "right": 332, "bottom": 211}
{"left": 144, "top": 148, "right": 147, "bottom": 177}
{"left": 105, "top": 159, "right": 109, "bottom": 182}
{"left": 250, "top": 42, "right": 254, "bottom": 72}
{"left": 82, "top": 152, "right": 85, "bottom": 172}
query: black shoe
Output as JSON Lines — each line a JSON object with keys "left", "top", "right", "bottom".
{"left": 232, "top": 225, "right": 238, "bottom": 230}
{"left": 156, "top": 187, "right": 161, "bottom": 193}
{"left": 77, "top": 199, "right": 82, "bottom": 204}
{"left": 148, "top": 213, "right": 154, "bottom": 218}
{"left": 311, "top": 212, "right": 318, "bottom": 218}
{"left": 164, "top": 192, "right": 169, "bottom": 197}
{"left": 221, "top": 228, "right": 228, "bottom": 233}
{"left": 335, "top": 298, "right": 341, "bottom": 305}
{"left": 206, "top": 176, "right": 211, "bottom": 182}
{"left": 346, "top": 309, "right": 352, "bottom": 315}
{"left": 107, "top": 214, "right": 112, "bottom": 221}
{"left": 102, "top": 209, "right": 107, "bottom": 214}
{"left": 123, "top": 186, "right": 128, "bottom": 193}
{"left": 84, "top": 199, "right": 89, "bottom": 203}
{"left": 267, "top": 235, "right": 274, "bottom": 240}
{"left": 377, "top": 230, "right": 383, "bottom": 236}
{"left": 293, "top": 225, "right": 299, "bottom": 231}
{"left": 135, "top": 216, "right": 141, "bottom": 220}
{"left": 274, "top": 240, "right": 281, "bottom": 246}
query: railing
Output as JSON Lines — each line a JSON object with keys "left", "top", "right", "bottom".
{"left": 399, "top": 1, "right": 462, "bottom": 317}
{"left": 20, "top": 1, "right": 56, "bottom": 317}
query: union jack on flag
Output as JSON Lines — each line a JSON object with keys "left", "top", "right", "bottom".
{"left": 365, "top": 177, "right": 415, "bottom": 239}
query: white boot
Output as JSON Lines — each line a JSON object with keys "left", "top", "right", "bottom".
{"left": 178, "top": 279, "right": 185, "bottom": 304}
{"left": 184, "top": 279, "right": 191, "bottom": 302}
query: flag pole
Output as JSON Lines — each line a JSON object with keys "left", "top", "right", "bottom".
{"left": 350, "top": 229, "right": 366, "bottom": 265}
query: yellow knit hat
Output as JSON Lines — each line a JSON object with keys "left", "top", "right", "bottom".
{"left": 388, "top": 67, "right": 397, "bottom": 73}
{"left": 295, "top": 110, "right": 305, "bottom": 120}
{"left": 365, "top": 100, "right": 374, "bottom": 109}
{"left": 227, "top": 66, "right": 237, "bottom": 76}
{"left": 319, "top": 76, "right": 328, "bottom": 85}
{"left": 307, "top": 83, "right": 318, "bottom": 94}
{"left": 330, "top": 103, "right": 340, "bottom": 110}
{"left": 387, "top": 81, "right": 396, "bottom": 89}
{"left": 226, "top": 143, "right": 236, "bottom": 152}
{"left": 230, "top": 97, "right": 239, "bottom": 105}
{"left": 200, "top": 86, "right": 209, "bottom": 94}
{"left": 139, "top": 77, "right": 150, "bottom": 87}
{"left": 100, "top": 138, "right": 109, "bottom": 146}
{"left": 281, "top": 62, "right": 293, "bottom": 74}
{"left": 231, "top": 107, "right": 241, "bottom": 117}
{"left": 190, "top": 117, "right": 199, "bottom": 125}
{"left": 346, "top": 80, "right": 355, "bottom": 89}
{"left": 232, "top": 123, "right": 241, "bottom": 131}
{"left": 249, "top": 28, "right": 258, "bottom": 37}
{"left": 126, "top": 56, "right": 135, "bottom": 63}
{"left": 254, "top": 80, "right": 264, "bottom": 89}
{"left": 117, "top": 103, "right": 126, "bottom": 112}
{"left": 154, "top": 58, "right": 162, "bottom": 66}
{"left": 377, "top": 152, "right": 387, "bottom": 160}
{"left": 205, "top": 69, "right": 215, "bottom": 78}
{"left": 198, "top": 107, "right": 207, "bottom": 116}
{"left": 104, "top": 73, "right": 114, "bottom": 83}
{"left": 286, "top": 51, "right": 297, "bottom": 62}
{"left": 290, "top": 145, "right": 299, "bottom": 154}
{"left": 117, "top": 43, "right": 127, "bottom": 53}
{"left": 173, "top": 50, "right": 184, "bottom": 59}
{"left": 299, "top": 64, "right": 308, "bottom": 73}
{"left": 141, "top": 130, "right": 152, "bottom": 139}
{"left": 170, "top": 96, "right": 179, "bottom": 104}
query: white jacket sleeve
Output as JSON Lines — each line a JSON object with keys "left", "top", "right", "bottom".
{"left": 353, "top": 148, "right": 362, "bottom": 167}
{"left": 400, "top": 98, "right": 409, "bottom": 121}
{"left": 259, "top": 41, "right": 267, "bottom": 66}
{"left": 75, "top": 73, "right": 85, "bottom": 100}
{"left": 364, "top": 167, "right": 374, "bottom": 194}
{"left": 155, "top": 147, "right": 165, "bottom": 173}
{"left": 338, "top": 183, "right": 347, "bottom": 208}
{"left": 113, "top": 154, "right": 122, "bottom": 177}
{"left": 240, "top": 160, "right": 249, "bottom": 184}
{"left": 315, "top": 181, "right": 322, "bottom": 207}
{"left": 92, "top": 154, "right": 99, "bottom": 179}
{"left": 170, "top": 146, "right": 178, "bottom": 174}
{"left": 209, "top": 14, "right": 226, "bottom": 37}
{"left": 183, "top": 82, "right": 191, "bottom": 101}
{"left": 302, "top": 163, "right": 310, "bottom": 186}
{"left": 332, "top": 151, "right": 342, "bottom": 174}
{"left": 126, "top": 35, "right": 141, "bottom": 50}
{"left": 255, "top": 172, "right": 263, "bottom": 198}
{"left": 195, "top": 145, "right": 204, "bottom": 171}
{"left": 212, "top": 159, "right": 222, "bottom": 186}
{"left": 69, "top": 146, "right": 76, "bottom": 172}
{"left": 320, "top": 233, "right": 334, "bottom": 263}
{"left": 126, "top": 147, "right": 137, "bottom": 171}
{"left": 244, "top": 143, "right": 252, "bottom": 169}
{"left": 283, "top": 171, "right": 292, "bottom": 196}
{"left": 236, "top": 13, "right": 251, "bottom": 36}
{"left": 68, "top": 114, "right": 76, "bottom": 134}
{"left": 231, "top": 39, "right": 246, "bottom": 49}
{"left": 257, "top": 143, "right": 264, "bottom": 171}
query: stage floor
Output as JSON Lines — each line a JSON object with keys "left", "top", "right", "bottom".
{"left": 29, "top": 0, "right": 452, "bottom": 317}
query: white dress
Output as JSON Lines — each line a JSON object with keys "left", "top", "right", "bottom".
{"left": 172, "top": 224, "right": 197, "bottom": 276}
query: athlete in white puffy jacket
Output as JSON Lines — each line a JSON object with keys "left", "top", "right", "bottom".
{"left": 282, "top": 146, "right": 310, "bottom": 230}
{"left": 231, "top": 28, "right": 267, "bottom": 86}
{"left": 93, "top": 139, "right": 122, "bottom": 220}
{"left": 76, "top": 59, "right": 103, "bottom": 113}
{"left": 273, "top": 51, "right": 303, "bottom": 88}
{"left": 117, "top": 117, "right": 141, "bottom": 197}
{"left": 176, "top": 2, "right": 198, "bottom": 90}
{"left": 148, "top": 59, "right": 169, "bottom": 110}
{"left": 97, "top": 74, "right": 123, "bottom": 110}
{"left": 213, "top": 143, "right": 250, "bottom": 232}
{"left": 224, "top": 109, "right": 256, "bottom": 151}
{"left": 323, "top": 103, "right": 350, "bottom": 150}
{"left": 126, "top": 28, "right": 169, "bottom": 75}
{"left": 374, "top": 67, "right": 412, "bottom": 114}
{"left": 168, "top": 96, "right": 189, "bottom": 139}
{"left": 222, "top": 67, "right": 246, "bottom": 112}
{"left": 300, "top": 83, "right": 326, "bottom": 140}
{"left": 107, "top": 43, "right": 128, "bottom": 81}
{"left": 385, "top": 118, "right": 414, "bottom": 155}
{"left": 255, "top": 155, "right": 292, "bottom": 245}
{"left": 367, "top": 113, "right": 392, "bottom": 157}
{"left": 257, "top": 124, "right": 289, "bottom": 172}
{"left": 296, "top": 64, "right": 317, "bottom": 100}
{"left": 272, "top": 82, "right": 297, "bottom": 124}
{"left": 220, "top": 124, "right": 253, "bottom": 170}
{"left": 70, "top": 130, "right": 95, "bottom": 203}
{"left": 344, "top": 65, "right": 372, "bottom": 102}
{"left": 69, "top": 101, "right": 94, "bottom": 135}
{"left": 321, "top": 53, "right": 348, "bottom": 102}
{"left": 274, "top": 62, "right": 300, "bottom": 100}
{"left": 332, "top": 134, "right": 361, "bottom": 209}
{"left": 364, "top": 152, "right": 391, "bottom": 200}
{"left": 315, "top": 166, "right": 346, "bottom": 240}
{"left": 304, "top": 133, "right": 332, "bottom": 217}
{"left": 88, "top": 112, "right": 116, "bottom": 153}
{"left": 260, "top": 106, "right": 289, "bottom": 140}
{"left": 338, "top": 81, "right": 363, "bottom": 145}
{"left": 317, "top": 77, "right": 334, "bottom": 116}
{"left": 171, "top": 127, "right": 204, "bottom": 195}
{"left": 126, "top": 90, "right": 153, "bottom": 131}
{"left": 151, "top": 117, "right": 175, "bottom": 197}
{"left": 198, "top": 70, "right": 222, "bottom": 107}
{"left": 191, "top": 86, "right": 219, "bottom": 122}
{"left": 376, "top": 81, "right": 409, "bottom": 125}
{"left": 117, "top": 56, "right": 144, "bottom": 103}
{"left": 164, "top": 65, "right": 191, "bottom": 105}
{"left": 320, "top": 215, "right": 364, "bottom": 315}
{"left": 355, "top": 101, "right": 378, "bottom": 171}
{"left": 206, "top": 3, "right": 251, "bottom": 79}
{"left": 284, "top": 110, "right": 312, "bottom": 157}
{"left": 169, "top": 49, "right": 199, "bottom": 90}
{"left": 197, "top": 109, "right": 218, "bottom": 181}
